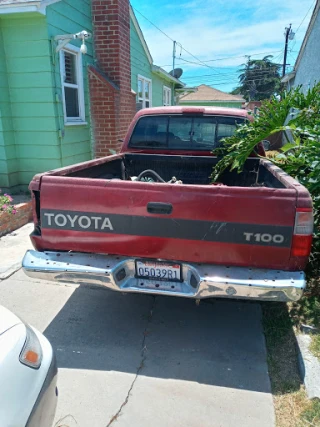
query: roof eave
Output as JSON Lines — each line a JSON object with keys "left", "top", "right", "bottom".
{"left": 129, "top": 6, "right": 153, "bottom": 65}
{"left": 0, "top": 0, "right": 61, "bottom": 15}
{"left": 176, "top": 87, "right": 198, "bottom": 93}
{"left": 281, "top": 71, "right": 296, "bottom": 83}
{"left": 151, "top": 65, "right": 185, "bottom": 87}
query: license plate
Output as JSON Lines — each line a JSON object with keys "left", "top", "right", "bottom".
{"left": 135, "top": 260, "right": 182, "bottom": 282}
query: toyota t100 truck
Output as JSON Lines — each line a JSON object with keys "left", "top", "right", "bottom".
{"left": 22, "top": 107, "right": 313, "bottom": 302}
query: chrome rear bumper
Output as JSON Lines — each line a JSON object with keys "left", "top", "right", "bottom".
{"left": 22, "top": 250, "right": 306, "bottom": 302}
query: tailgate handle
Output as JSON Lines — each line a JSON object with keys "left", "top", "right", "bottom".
{"left": 147, "top": 202, "right": 173, "bottom": 215}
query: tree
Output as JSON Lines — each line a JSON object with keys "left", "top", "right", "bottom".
{"left": 234, "top": 55, "right": 282, "bottom": 101}
{"left": 230, "top": 87, "right": 242, "bottom": 95}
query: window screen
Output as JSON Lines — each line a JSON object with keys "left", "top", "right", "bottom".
{"left": 138, "top": 76, "right": 151, "bottom": 109}
{"left": 60, "top": 48, "right": 85, "bottom": 123}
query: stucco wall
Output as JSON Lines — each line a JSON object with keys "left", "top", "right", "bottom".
{"left": 292, "top": 6, "right": 320, "bottom": 91}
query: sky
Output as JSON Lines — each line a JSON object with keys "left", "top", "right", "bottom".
{"left": 130, "top": 0, "right": 316, "bottom": 93}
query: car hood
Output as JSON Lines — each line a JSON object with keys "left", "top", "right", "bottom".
{"left": 0, "top": 305, "right": 22, "bottom": 336}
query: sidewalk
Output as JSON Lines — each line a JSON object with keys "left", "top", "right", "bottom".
{"left": 0, "top": 222, "right": 33, "bottom": 280}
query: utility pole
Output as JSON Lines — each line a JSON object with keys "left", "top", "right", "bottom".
{"left": 172, "top": 40, "right": 176, "bottom": 105}
{"left": 245, "top": 55, "right": 251, "bottom": 101}
{"left": 283, "top": 24, "right": 293, "bottom": 77}
{"left": 172, "top": 40, "right": 176, "bottom": 72}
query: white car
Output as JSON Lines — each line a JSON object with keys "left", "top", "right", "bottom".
{"left": 0, "top": 305, "right": 57, "bottom": 427}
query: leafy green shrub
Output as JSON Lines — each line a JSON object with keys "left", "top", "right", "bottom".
{"left": 212, "top": 83, "right": 320, "bottom": 283}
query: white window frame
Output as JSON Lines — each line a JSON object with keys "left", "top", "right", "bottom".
{"left": 59, "top": 44, "right": 86, "bottom": 125}
{"left": 163, "top": 85, "right": 172, "bottom": 106}
{"left": 138, "top": 75, "right": 152, "bottom": 108}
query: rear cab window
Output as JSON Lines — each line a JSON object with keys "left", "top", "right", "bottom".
{"left": 129, "top": 115, "right": 245, "bottom": 151}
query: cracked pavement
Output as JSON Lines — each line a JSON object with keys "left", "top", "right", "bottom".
{"left": 0, "top": 224, "right": 275, "bottom": 427}
{"left": 106, "top": 297, "right": 156, "bottom": 427}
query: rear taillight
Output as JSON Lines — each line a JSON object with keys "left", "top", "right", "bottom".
{"left": 32, "top": 191, "right": 41, "bottom": 225}
{"left": 291, "top": 209, "right": 313, "bottom": 257}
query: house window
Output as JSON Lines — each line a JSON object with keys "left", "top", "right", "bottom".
{"left": 60, "top": 45, "right": 85, "bottom": 124}
{"left": 138, "top": 75, "right": 152, "bottom": 108}
{"left": 163, "top": 86, "right": 171, "bottom": 106}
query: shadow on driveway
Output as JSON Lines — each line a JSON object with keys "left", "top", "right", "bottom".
{"left": 44, "top": 285, "right": 271, "bottom": 393}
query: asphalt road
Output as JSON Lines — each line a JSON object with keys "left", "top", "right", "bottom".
{"left": 0, "top": 225, "right": 275, "bottom": 427}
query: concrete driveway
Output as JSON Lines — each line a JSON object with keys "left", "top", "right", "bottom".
{"left": 0, "top": 224, "right": 275, "bottom": 427}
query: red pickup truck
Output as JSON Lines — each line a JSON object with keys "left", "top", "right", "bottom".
{"left": 23, "top": 106, "right": 313, "bottom": 302}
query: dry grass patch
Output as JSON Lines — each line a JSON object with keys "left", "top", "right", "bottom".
{"left": 262, "top": 302, "right": 320, "bottom": 427}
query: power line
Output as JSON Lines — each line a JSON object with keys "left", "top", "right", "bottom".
{"left": 175, "top": 43, "right": 222, "bottom": 74}
{"left": 272, "top": 51, "right": 285, "bottom": 63}
{"left": 287, "top": 1, "right": 315, "bottom": 52}
{"left": 181, "top": 69, "right": 282, "bottom": 83}
{"left": 159, "top": 49, "right": 284, "bottom": 67}
{"left": 132, "top": 5, "right": 222, "bottom": 74}
{"left": 182, "top": 73, "right": 279, "bottom": 84}
{"left": 182, "top": 67, "right": 281, "bottom": 78}
{"left": 182, "top": 69, "right": 283, "bottom": 88}
{"left": 178, "top": 57, "right": 224, "bottom": 68}
{"left": 206, "top": 81, "right": 244, "bottom": 87}
{"left": 287, "top": 51, "right": 298, "bottom": 67}
{"left": 131, "top": 6, "right": 175, "bottom": 42}
{"left": 295, "top": 0, "right": 316, "bottom": 34}
{"left": 190, "top": 49, "right": 283, "bottom": 64}
{"left": 172, "top": 53, "right": 283, "bottom": 74}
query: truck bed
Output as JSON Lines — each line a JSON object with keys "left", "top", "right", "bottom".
{"left": 64, "top": 153, "right": 285, "bottom": 188}
{"left": 29, "top": 153, "right": 310, "bottom": 272}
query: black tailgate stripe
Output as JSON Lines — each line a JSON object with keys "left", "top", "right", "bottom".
{"left": 40, "top": 209, "right": 293, "bottom": 247}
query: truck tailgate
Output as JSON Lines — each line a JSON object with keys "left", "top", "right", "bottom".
{"left": 34, "top": 175, "right": 298, "bottom": 270}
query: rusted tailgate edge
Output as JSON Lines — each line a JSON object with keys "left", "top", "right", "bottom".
{"left": 29, "top": 154, "right": 123, "bottom": 191}
{"left": 260, "top": 159, "right": 312, "bottom": 208}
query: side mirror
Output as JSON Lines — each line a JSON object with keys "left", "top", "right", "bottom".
{"left": 262, "top": 140, "right": 271, "bottom": 151}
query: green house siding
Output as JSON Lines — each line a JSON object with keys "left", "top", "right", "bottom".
{"left": 0, "top": 1, "right": 93, "bottom": 190}
{"left": 130, "top": 20, "right": 152, "bottom": 90}
{"left": 152, "top": 77, "right": 174, "bottom": 106}
{"left": 130, "top": 18, "right": 175, "bottom": 107}
{"left": 0, "top": 22, "right": 18, "bottom": 188}
{"left": 0, "top": 14, "right": 54, "bottom": 189}
{"left": 46, "top": 0, "right": 94, "bottom": 168}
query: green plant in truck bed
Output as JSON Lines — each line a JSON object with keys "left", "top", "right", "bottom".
{"left": 212, "top": 82, "right": 320, "bottom": 285}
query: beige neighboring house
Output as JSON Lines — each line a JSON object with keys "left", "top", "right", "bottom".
{"left": 178, "top": 84, "right": 245, "bottom": 108}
